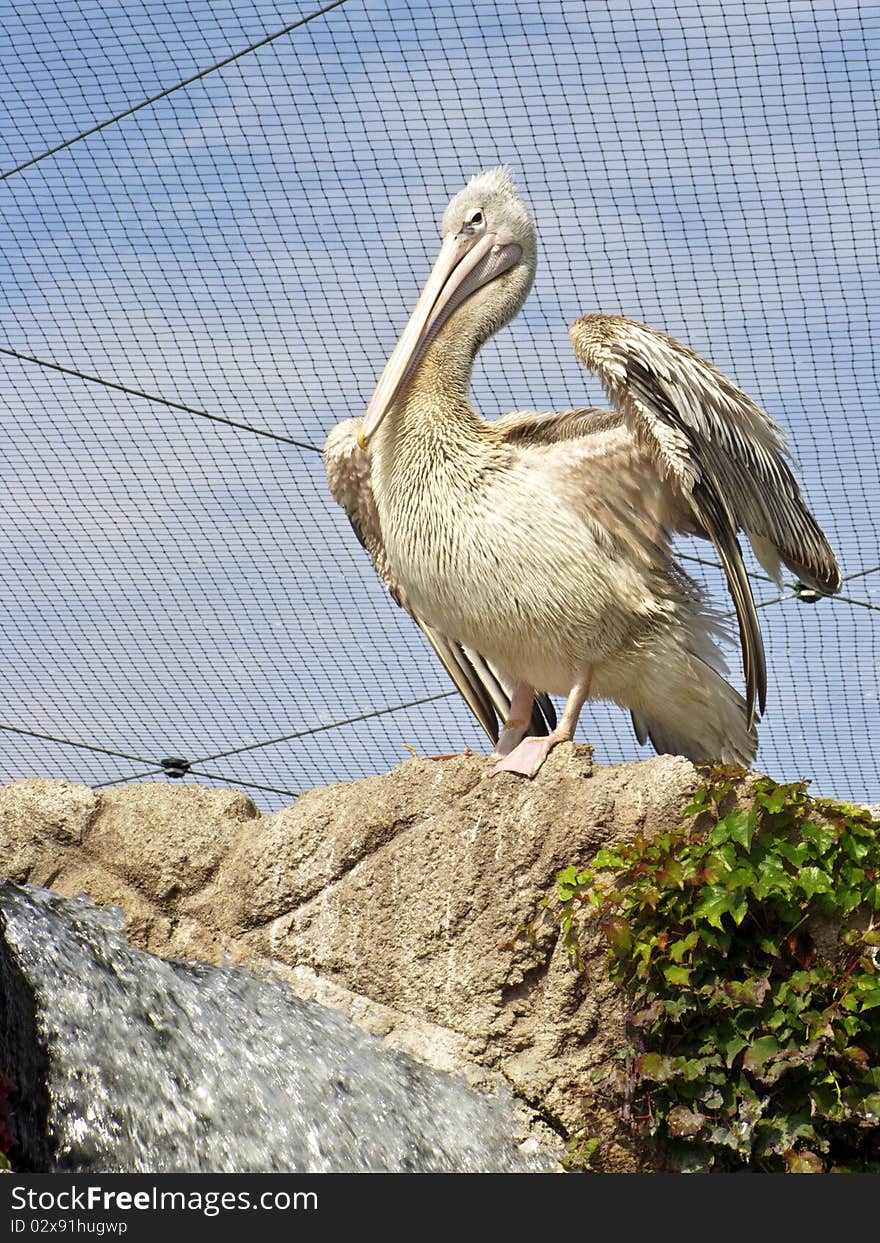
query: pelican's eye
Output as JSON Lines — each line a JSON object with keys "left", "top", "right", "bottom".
{"left": 463, "top": 208, "right": 485, "bottom": 235}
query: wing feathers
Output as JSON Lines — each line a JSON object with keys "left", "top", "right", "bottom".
{"left": 418, "top": 624, "right": 501, "bottom": 743}
{"left": 571, "top": 314, "right": 840, "bottom": 595}
{"left": 571, "top": 314, "right": 840, "bottom": 719}
{"left": 695, "top": 479, "right": 767, "bottom": 722}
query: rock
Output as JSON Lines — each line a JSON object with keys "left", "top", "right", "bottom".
{"left": 86, "top": 784, "right": 259, "bottom": 901}
{"left": 0, "top": 749, "right": 705, "bottom": 1171}
{"left": 0, "top": 882, "right": 561, "bottom": 1173}
{"left": 0, "top": 780, "right": 98, "bottom": 884}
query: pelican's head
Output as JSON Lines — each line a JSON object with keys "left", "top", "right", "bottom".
{"left": 359, "top": 167, "right": 537, "bottom": 446}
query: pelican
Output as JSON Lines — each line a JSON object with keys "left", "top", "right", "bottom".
{"left": 325, "top": 167, "right": 840, "bottom": 776}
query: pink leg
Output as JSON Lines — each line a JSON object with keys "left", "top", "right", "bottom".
{"left": 489, "top": 683, "right": 536, "bottom": 761}
{"left": 489, "top": 672, "right": 592, "bottom": 778}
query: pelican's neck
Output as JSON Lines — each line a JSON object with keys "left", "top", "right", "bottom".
{"left": 368, "top": 266, "right": 533, "bottom": 504}
{"left": 373, "top": 310, "right": 486, "bottom": 461}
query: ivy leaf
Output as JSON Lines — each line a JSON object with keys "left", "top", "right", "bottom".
{"left": 706, "top": 1123, "right": 747, "bottom": 1153}
{"left": 728, "top": 891, "right": 749, "bottom": 926}
{"left": 761, "top": 1041, "right": 821, "bottom": 1084}
{"left": 637, "top": 1053, "right": 676, "bottom": 1083}
{"left": 810, "top": 1082, "right": 846, "bottom": 1121}
{"left": 666, "top": 1106, "right": 706, "bottom": 1138}
{"left": 726, "top": 808, "right": 757, "bottom": 850}
{"left": 754, "top": 1115, "right": 816, "bottom": 1156}
{"left": 856, "top": 1092, "right": 880, "bottom": 1122}
{"left": 784, "top": 1150, "right": 824, "bottom": 1173}
{"left": 752, "top": 855, "right": 789, "bottom": 899}
{"left": 721, "top": 1034, "right": 749, "bottom": 1067}
{"left": 603, "top": 915, "right": 633, "bottom": 957}
{"left": 630, "top": 999, "right": 665, "bottom": 1027}
{"left": 664, "top": 964, "right": 692, "bottom": 986}
{"left": 683, "top": 788, "right": 709, "bottom": 816}
{"left": 669, "top": 931, "right": 700, "bottom": 963}
{"left": 722, "top": 976, "right": 770, "bottom": 1008}
{"left": 694, "top": 884, "right": 739, "bottom": 930}
{"left": 557, "top": 866, "right": 582, "bottom": 901}
{"left": 762, "top": 787, "right": 791, "bottom": 814}
{"left": 841, "top": 834, "right": 871, "bottom": 862}
{"left": 743, "top": 1035, "right": 781, "bottom": 1076}
{"left": 655, "top": 857, "right": 685, "bottom": 887}
{"left": 663, "top": 995, "right": 699, "bottom": 1020}
{"left": 724, "top": 865, "right": 756, "bottom": 890}
{"left": 796, "top": 866, "right": 833, "bottom": 898}
{"left": 777, "top": 841, "right": 810, "bottom": 868}
{"left": 801, "top": 821, "right": 839, "bottom": 854}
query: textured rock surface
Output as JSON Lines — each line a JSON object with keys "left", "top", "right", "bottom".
{"left": 0, "top": 882, "right": 560, "bottom": 1173}
{"left": 0, "top": 745, "right": 705, "bottom": 1169}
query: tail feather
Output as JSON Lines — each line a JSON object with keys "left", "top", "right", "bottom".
{"left": 598, "top": 612, "right": 757, "bottom": 767}
{"left": 627, "top": 658, "right": 756, "bottom": 766}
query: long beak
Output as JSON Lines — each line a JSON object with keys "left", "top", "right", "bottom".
{"left": 359, "top": 230, "right": 518, "bottom": 446}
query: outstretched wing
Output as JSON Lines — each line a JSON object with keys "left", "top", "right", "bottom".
{"left": 323, "top": 417, "right": 556, "bottom": 744}
{"left": 569, "top": 314, "right": 841, "bottom": 726}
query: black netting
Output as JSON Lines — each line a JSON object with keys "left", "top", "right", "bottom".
{"left": 1, "top": 0, "right": 877, "bottom": 808}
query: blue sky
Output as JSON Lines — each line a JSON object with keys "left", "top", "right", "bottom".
{"left": 0, "top": 0, "right": 878, "bottom": 806}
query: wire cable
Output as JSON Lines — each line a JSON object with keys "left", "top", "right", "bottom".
{"left": 0, "top": 0, "right": 357, "bottom": 182}
{"left": 0, "top": 348, "right": 322, "bottom": 452}
{"left": 0, "top": 723, "right": 154, "bottom": 766}
{"left": 194, "top": 691, "right": 458, "bottom": 763}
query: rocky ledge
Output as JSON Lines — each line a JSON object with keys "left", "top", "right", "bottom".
{"left": 0, "top": 744, "right": 715, "bottom": 1171}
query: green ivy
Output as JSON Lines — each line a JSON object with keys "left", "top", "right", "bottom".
{"left": 555, "top": 771, "right": 880, "bottom": 1172}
